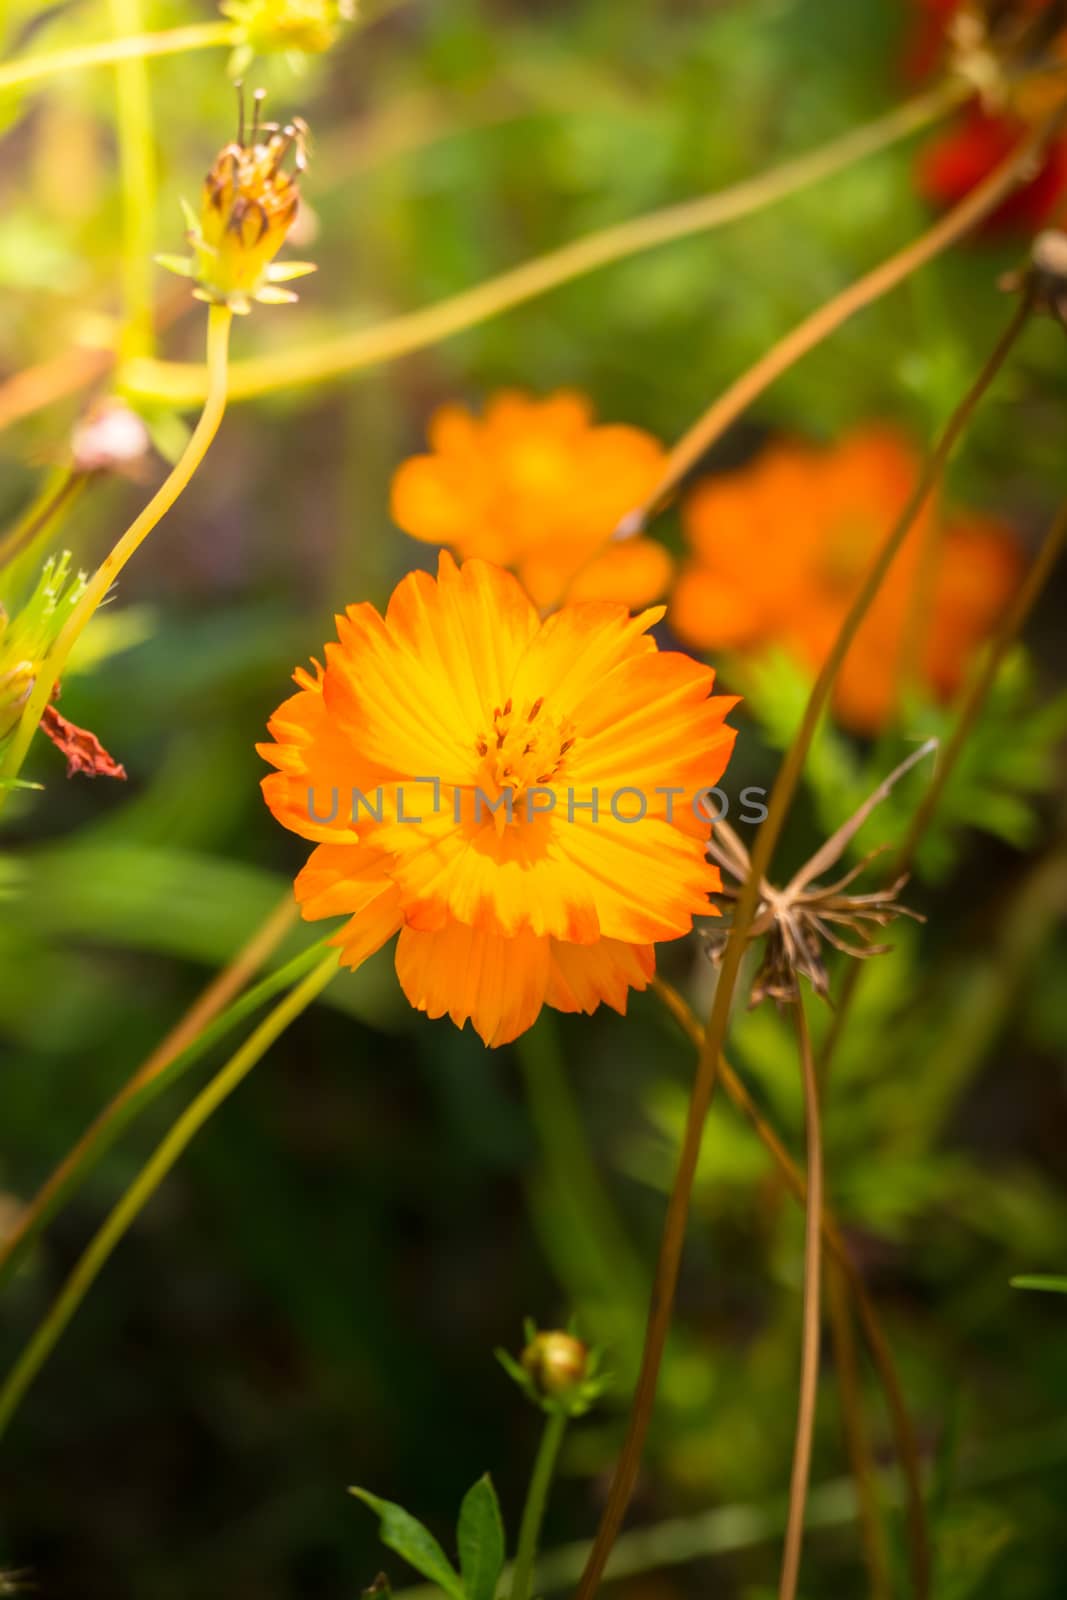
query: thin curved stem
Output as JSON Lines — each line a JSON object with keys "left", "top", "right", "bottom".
{"left": 0, "top": 469, "right": 87, "bottom": 574}
{"left": 826, "top": 1258, "right": 890, "bottom": 1598}
{"left": 0, "top": 896, "right": 305, "bottom": 1291}
{"left": 0, "top": 22, "right": 237, "bottom": 96}
{"left": 120, "top": 81, "right": 967, "bottom": 408}
{"left": 110, "top": 0, "right": 157, "bottom": 362}
{"left": 778, "top": 997, "right": 823, "bottom": 1600}
{"left": 818, "top": 491, "right": 1067, "bottom": 1078}
{"left": 0, "top": 304, "right": 232, "bottom": 799}
{"left": 621, "top": 111, "right": 1060, "bottom": 532}
{"left": 650, "top": 976, "right": 928, "bottom": 1596}
{"left": 0, "top": 949, "right": 339, "bottom": 1441}
{"left": 511, "top": 1409, "right": 569, "bottom": 1600}
{"left": 574, "top": 292, "right": 1032, "bottom": 1600}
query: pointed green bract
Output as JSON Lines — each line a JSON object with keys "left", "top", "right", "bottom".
{"left": 349, "top": 1488, "right": 466, "bottom": 1600}
{"left": 457, "top": 1475, "right": 505, "bottom": 1600}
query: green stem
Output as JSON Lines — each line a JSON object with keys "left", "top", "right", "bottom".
{"left": 0, "top": 304, "right": 232, "bottom": 801}
{"left": 515, "top": 1017, "right": 645, "bottom": 1311}
{"left": 511, "top": 1409, "right": 569, "bottom": 1600}
{"left": 0, "top": 468, "right": 87, "bottom": 578}
{"left": 110, "top": 0, "right": 157, "bottom": 361}
{"left": 0, "top": 950, "right": 339, "bottom": 1441}
{"left": 119, "top": 80, "right": 968, "bottom": 408}
{"left": 0, "top": 22, "right": 238, "bottom": 96}
{"left": 0, "top": 931, "right": 327, "bottom": 1293}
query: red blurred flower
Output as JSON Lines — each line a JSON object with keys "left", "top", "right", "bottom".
{"left": 909, "top": 0, "right": 1067, "bottom": 232}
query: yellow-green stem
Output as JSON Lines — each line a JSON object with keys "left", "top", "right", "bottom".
{"left": 120, "top": 81, "right": 968, "bottom": 408}
{"left": 511, "top": 1409, "right": 569, "bottom": 1600}
{"left": 778, "top": 997, "right": 823, "bottom": 1600}
{"left": 0, "top": 950, "right": 339, "bottom": 1442}
{"left": 0, "top": 469, "right": 87, "bottom": 576}
{"left": 0, "top": 896, "right": 304, "bottom": 1290}
{"left": 110, "top": 0, "right": 157, "bottom": 361}
{"left": 0, "top": 22, "right": 237, "bottom": 95}
{"left": 0, "top": 304, "right": 232, "bottom": 799}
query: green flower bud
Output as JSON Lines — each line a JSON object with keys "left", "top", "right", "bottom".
{"left": 520, "top": 1331, "right": 590, "bottom": 1399}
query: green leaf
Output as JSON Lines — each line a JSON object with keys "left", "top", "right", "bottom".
{"left": 1010, "top": 1275, "right": 1067, "bottom": 1295}
{"left": 457, "top": 1475, "right": 505, "bottom": 1600}
{"left": 349, "top": 1489, "right": 466, "bottom": 1600}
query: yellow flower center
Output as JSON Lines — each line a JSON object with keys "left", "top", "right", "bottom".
{"left": 474, "top": 696, "right": 576, "bottom": 804}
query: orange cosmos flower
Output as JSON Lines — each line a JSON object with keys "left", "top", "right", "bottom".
{"left": 671, "top": 428, "right": 1022, "bottom": 736}
{"left": 389, "top": 391, "right": 672, "bottom": 611}
{"left": 259, "top": 553, "right": 737, "bottom": 1046}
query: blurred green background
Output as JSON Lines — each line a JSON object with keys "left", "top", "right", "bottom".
{"left": 1, "top": 0, "right": 1067, "bottom": 1595}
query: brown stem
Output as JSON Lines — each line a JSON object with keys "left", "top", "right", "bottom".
{"left": 574, "top": 118, "right": 1054, "bottom": 1600}
{"left": 579, "top": 284, "right": 1031, "bottom": 1600}
{"left": 818, "top": 491, "right": 1067, "bottom": 1078}
{"left": 651, "top": 976, "right": 928, "bottom": 1598}
{"left": 779, "top": 996, "right": 823, "bottom": 1600}
{"left": 622, "top": 110, "right": 1060, "bottom": 532}
{"left": 569, "top": 1042, "right": 721, "bottom": 1593}
{"left": 826, "top": 1258, "right": 891, "bottom": 1599}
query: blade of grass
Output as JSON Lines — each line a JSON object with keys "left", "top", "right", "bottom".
{"left": 0, "top": 950, "right": 340, "bottom": 1439}
{"left": 0, "top": 928, "right": 326, "bottom": 1292}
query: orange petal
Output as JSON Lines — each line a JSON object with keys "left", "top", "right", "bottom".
{"left": 372, "top": 802, "right": 603, "bottom": 943}
{"left": 551, "top": 809, "right": 722, "bottom": 942}
{"left": 670, "top": 566, "right": 762, "bottom": 651}
{"left": 390, "top": 455, "right": 478, "bottom": 547}
{"left": 567, "top": 649, "right": 738, "bottom": 835}
{"left": 546, "top": 938, "right": 656, "bottom": 1016}
{"left": 556, "top": 537, "right": 673, "bottom": 607}
{"left": 395, "top": 920, "right": 551, "bottom": 1046}
{"left": 325, "top": 555, "right": 540, "bottom": 785}
{"left": 258, "top": 669, "right": 366, "bottom": 844}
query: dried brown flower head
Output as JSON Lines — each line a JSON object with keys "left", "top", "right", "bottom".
{"left": 702, "top": 741, "right": 935, "bottom": 1007}
{"left": 1001, "top": 227, "right": 1067, "bottom": 326}
{"left": 157, "top": 87, "right": 315, "bottom": 315}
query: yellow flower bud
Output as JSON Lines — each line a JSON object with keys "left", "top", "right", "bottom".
{"left": 222, "top": 0, "right": 356, "bottom": 59}
{"left": 520, "top": 1331, "right": 589, "bottom": 1399}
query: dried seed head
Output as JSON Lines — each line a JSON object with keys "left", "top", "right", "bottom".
{"left": 702, "top": 742, "right": 935, "bottom": 1009}
{"left": 1001, "top": 228, "right": 1067, "bottom": 327}
{"left": 157, "top": 88, "right": 315, "bottom": 315}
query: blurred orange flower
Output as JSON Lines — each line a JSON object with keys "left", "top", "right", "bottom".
{"left": 260, "top": 553, "right": 737, "bottom": 1046}
{"left": 389, "top": 391, "right": 672, "bottom": 611}
{"left": 671, "top": 428, "right": 1022, "bottom": 735}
